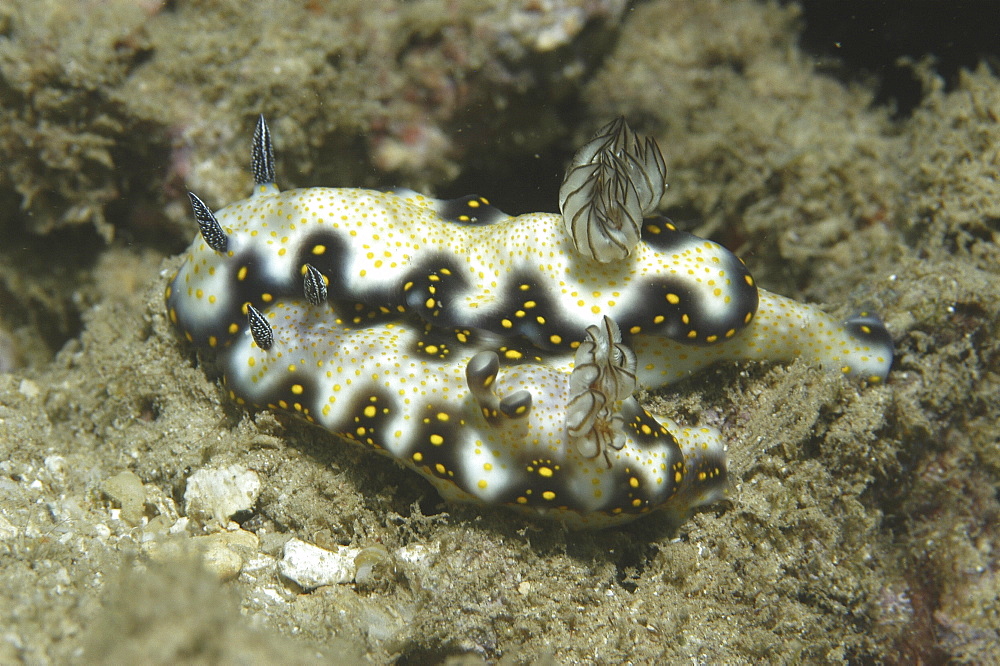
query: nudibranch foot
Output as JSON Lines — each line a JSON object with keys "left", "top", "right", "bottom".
{"left": 630, "top": 290, "right": 894, "bottom": 386}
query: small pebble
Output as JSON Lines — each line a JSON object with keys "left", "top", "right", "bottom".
{"left": 192, "top": 530, "right": 260, "bottom": 581}
{"left": 101, "top": 470, "right": 145, "bottom": 524}
{"left": 279, "top": 538, "right": 359, "bottom": 590}
{"left": 183, "top": 465, "right": 261, "bottom": 526}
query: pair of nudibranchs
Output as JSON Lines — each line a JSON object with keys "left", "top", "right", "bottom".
{"left": 166, "top": 116, "right": 893, "bottom": 529}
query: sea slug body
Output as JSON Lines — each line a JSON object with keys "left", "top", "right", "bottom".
{"left": 222, "top": 302, "right": 725, "bottom": 528}
{"left": 166, "top": 117, "right": 893, "bottom": 528}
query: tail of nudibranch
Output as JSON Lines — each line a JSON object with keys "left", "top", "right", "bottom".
{"left": 559, "top": 118, "right": 667, "bottom": 263}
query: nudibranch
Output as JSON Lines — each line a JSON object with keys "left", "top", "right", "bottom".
{"left": 165, "top": 116, "right": 893, "bottom": 528}
{"left": 223, "top": 305, "right": 727, "bottom": 528}
{"left": 169, "top": 118, "right": 757, "bottom": 356}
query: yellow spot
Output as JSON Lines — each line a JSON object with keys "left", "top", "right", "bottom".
{"left": 208, "top": 336, "right": 217, "bottom": 348}
{"left": 238, "top": 266, "right": 248, "bottom": 281}
{"left": 666, "top": 293, "right": 680, "bottom": 304}
{"left": 477, "top": 480, "right": 488, "bottom": 490}
{"left": 425, "top": 344, "right": 439, "bottom": 354}
{"left": 291, "top": 384, "right": 304, "bottom": 395}
{"left": 542, "top": 491, "right": 556, "bottom": 501}
{"left": 435, "top": 463, "right": 446, "bottom": 475}
{"left": 504, "top": 349, "right": 523, "bottom": 360}
{"left": 425, "top": 297, "right": 435, "bottom": 308}
{"left": 413, "top": 452, "right": 423, "bottom": 462}
{"left": 549, "top": 334, "right": 562, "bottom": 345}
{"left": 430, "top": 434, "right": 444, "bottom": 446}
{"left": 539, "top": 466, "right": 553, "bottom": 478}
{"left": 363, "top": 405, "right": 377, "bottom": 418}
{"left": 436, "top": 412, "right": 449, "bottom": 422}
{"left": 501, "top": 319, "right": 513, "bottom": 329}
{"left": 629, "top": 326, "right": 641, "bottom": 334}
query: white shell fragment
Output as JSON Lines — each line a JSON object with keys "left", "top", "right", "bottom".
{"left": 279, "top": 538, "right": 360, "bottom": 590}
{"left": 183, "top": 465, "right": 262, "bottom": 526}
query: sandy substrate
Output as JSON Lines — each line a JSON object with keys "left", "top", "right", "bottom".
{"left": 1, "top": 1, "right": 998, "bottom": 663}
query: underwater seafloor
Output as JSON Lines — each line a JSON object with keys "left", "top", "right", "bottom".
{"left": 1, "top": 0, "right": 998, "bottom": 663}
